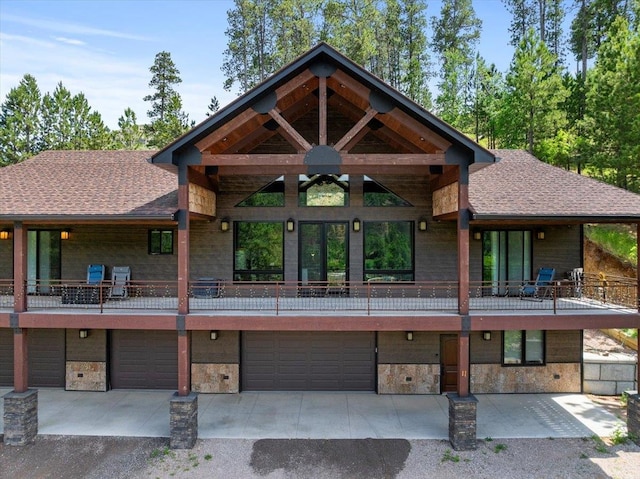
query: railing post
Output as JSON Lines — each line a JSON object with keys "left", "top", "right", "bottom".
{"left": 367, "top": 281, "right": 371, "bottom": 315}
{"left": 99, "top": 281, "right": 104, "bottom": 314}
{"left": 553, "top": 281, "right": 557, "bottom": 314}
{"left": 276, "top": 282, "right": 280, "bottom": 316}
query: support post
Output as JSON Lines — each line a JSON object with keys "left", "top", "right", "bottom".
{"left": 177, "top": 327, "right": 190, "bottom": 397}
{"left": 13, "top": 221, "right": 27, "bottom": 312}
{"left": 3, "top": 389, "right": 38, "bottom": 445}
{"left": 447, "top": 392, "right": 478, "bottom": 451}
{"left": 457, "top": 166, "right": 470, "bottom": 315}
{"left": 457, "top": 328, "right": 470, "bottom": 397}
{"left": 13, "top": 327, "right": 28, "bottom": 393}
{"left": 177, "top": 164, "right": 190, "bottom": 316}
{"left": 170, "top": 391, "right": 198, "bottom": 449}
{"left": 627, "top": 392, "right": 640, "bottom": 446}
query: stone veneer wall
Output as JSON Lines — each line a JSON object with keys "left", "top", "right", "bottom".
{"left": 583, "top": 353, "right": 637, "bottom": 395}
{"left": 378, "top": 364, "right": 440, "bottom": 394}
{"left": 470, "top": 363, "right": 581, "bottom": 393}
{"left": 65, "top": 361, "right": 107, "bottom": 391}
{"left": 191, "top": 363, "right": 239, "bottom": 393}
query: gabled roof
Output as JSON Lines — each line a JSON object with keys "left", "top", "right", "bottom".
{"left": 151, "top": 43, "right": 495, "bottom": 169}
{"left": 0, "top": 150, "right": 176, "bottom": 221}
{"left": 470, "top": 150, "right": 640, "bottom": 221}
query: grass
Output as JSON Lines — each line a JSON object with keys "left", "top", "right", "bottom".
{"left": 493, "top": 443, "right": 508, "bottom": 453}
{"left": 584, "top": 224, "right": 638, "bottom": 267}
{"left": 441, "top": 449, "right": 460, "bottom": 463}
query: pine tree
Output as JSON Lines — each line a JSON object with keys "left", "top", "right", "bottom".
{"left": 143, "top": 51, "right": 192, "bottom": 148}
{"left": 207, "top": 97, "right": 220, "bottom": 116}
{"left": 0, "top": 74, "right": 42, "bottom": 165}
{"left": 114, "top": 108, "right": 145, "bottom": 149}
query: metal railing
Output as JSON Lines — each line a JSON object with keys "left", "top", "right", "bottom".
{"left": 1, "top": 276, "right": 637, "bottom": 315}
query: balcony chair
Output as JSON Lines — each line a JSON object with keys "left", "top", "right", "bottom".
{"left": 109, "top": 266, "right": 131, "bottom": 299}
{"left": 192, "top": 277, "right": 223, "bottom": 298}
{"left": 520, "top": 267, "right": 555, "bottom": 301}
{"left": 61, "top": 264, "right": 106, "bottom": 304}
{"left": 86, "top": 264, "right": 106, "bottom": 285}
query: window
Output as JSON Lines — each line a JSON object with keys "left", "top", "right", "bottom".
{"left": 482, "top": 231, "right": 532, "bottom": 295}
{"left": 298, "top": 174, "right": 349, "bottom": 206}
{"left": 236, "top": 176, "right": 285, "bottom": 207}
{"left": 503, "top": 330, "right": 545, "bottom": 365}
{"left": 234, "top": 222, "right": 284, "bottom": 281}
{"left": 149, "top": 229, "right": 173, "bottom": 255}
{"left": 363, "top": 176, "right": 412, "bottom": 206}
{"left": 363, "top": 221, "right": 414, "bottom": 281}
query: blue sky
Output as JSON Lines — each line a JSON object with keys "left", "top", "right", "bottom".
{"left": 1, "top": 0, "right": 515, "bottom": 129}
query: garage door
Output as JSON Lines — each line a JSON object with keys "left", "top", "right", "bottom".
{"left": 110, "top": 330, "right": 177, "bottom": 389}
{"left": 242, "top": 331, "right": 375, "bottom": 391}
{"left": 29, "top": 329, "right": 66, "bottom": 387}
{"left": 0, "top": 328, "right": 13, "bottom": 386}
{"left": 0, "top": 328, "right": 65, "bottom": 387}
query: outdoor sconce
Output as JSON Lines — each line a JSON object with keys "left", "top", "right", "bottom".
{"left": 220, "top": 218, "right": 230, "bottom": 232}
{"left": 473, "top": 231, "right": 482, "bottom": 241}
{"left": 61, "top": 229, "right": 70, "bottom": 240}
{"left": 79, "top": 329, "right": 89, "bottom": 339}
{"left": 418, "top": 218, "right": 428, "bottom": 232}
{"left": 353, "top": 218, "right": 361, "bottom": 232}
{"left": 210, "top": 330, "right": 219, "bottom": 340}
{"left": 0, "top": 229, "right": 10, "bottom": 240}
{"left": 482, "top": 331, "right": 491, "bottom": 341}
{"left": 536, "top": 230, "right": 545, "bottom": 240}
{"left": 287, "top": 218, "right": 295, "bottom": 232}
{"left": 406, "top": 331, "right": 414, "bottom": 341}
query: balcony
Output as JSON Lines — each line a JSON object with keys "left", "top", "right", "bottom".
{"left": 1, "top": 276, "right": 637, "bottom": 316}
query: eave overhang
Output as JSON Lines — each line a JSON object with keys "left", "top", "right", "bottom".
{"left": 151, "top": 43, "right": 495, "bottom": 170}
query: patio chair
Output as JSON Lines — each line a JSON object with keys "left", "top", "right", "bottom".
{"left": 109, "top": 266, "right": 131, "bottom": 299}
{"left": 86, "top": 264, "right": 106, "bottom": 285}
{"left": 520, "top": 267, "right": 555, "bottom": 301}
{"left": 192, "top": 277, "right": 223, "bottom": 298}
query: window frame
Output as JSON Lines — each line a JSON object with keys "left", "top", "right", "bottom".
{"left": 362, "top": 220, "right": 415, "bottom": 282}
{"left": 502, "top": 330, "right": 546, "bottom": 366}
{"left": 148, "top": 229, "right": 174, "bottom": 255}
{"left": 233, "top": 221, "right": 284, "bottom": 282}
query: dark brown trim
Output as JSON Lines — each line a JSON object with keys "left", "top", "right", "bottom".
{"left": 470, "top": 313, "right": 640, "bottom": 331}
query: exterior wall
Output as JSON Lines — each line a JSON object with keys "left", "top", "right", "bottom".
{"left": 583, "top": 353, "right": 638, "bottom": 395}
{"left": 470, "top": 330, "right": 582, "bottom": 393}
{"left": 468, "top": 225, "right": 582, "bottom": 282}
{"left": 191, "top": 330, "right": 239, "bottom": 393}
{"left": 59, "top": 225, "right": 177, "bottom": 282}
{"left": 65, "top": 328, "right": 107, "bottom": 391}
{"left": 0, "top": 239, "right": 11, "bottom": 277}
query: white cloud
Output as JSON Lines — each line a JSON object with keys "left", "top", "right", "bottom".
{"left": 2, "top": 13, "right": 154, "bottom": 41}
{"left": 53, "top": 36, "right": 86, "bottom": 46}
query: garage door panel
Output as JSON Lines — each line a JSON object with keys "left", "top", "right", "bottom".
{"left": 0, "top": 328, "right": 13, "bottom": 387}
{"left": 110, "top": 330, "right": 177, "bottom": 390}
{"left": 242, "top": 332, "right": 375, "bottom": 391}
{"left": 29, "top": 329, "right": 65, "bottom": 387}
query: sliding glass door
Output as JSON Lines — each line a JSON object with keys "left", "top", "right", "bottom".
{"left": 482, "top": 231, "right": 531, "bottom": 295}
{"left": 27, "top": 230, "right": 61, "bottom": 294}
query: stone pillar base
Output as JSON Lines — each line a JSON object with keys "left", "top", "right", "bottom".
{"left": 447, "top": 393, "right": 478, "bottom": 451}
{"left": 626, "top": 391, "right": 639, "bottom": 446}
{"left": 3, "top": 389, "right": 38, "bottom": 446}
{"left": 170, "top": 392, "right": 198, "bottom": 449}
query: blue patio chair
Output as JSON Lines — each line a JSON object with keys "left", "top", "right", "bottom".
{"left": 520, "top": 267, "right": 555, "bottom": 301}
{"left": 86, "top": 264, "right": 106, "bottom": 285}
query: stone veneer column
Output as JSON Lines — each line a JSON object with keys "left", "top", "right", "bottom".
{"left": 627, "top": 391, "right": 640, "bottom": 446}
{"left": 447, "top": 393, "right": 478, "bottom": 451}
{"left": 170, "top": 392, "right": 198, "bottom": 449}
{"left": 3, "top": 389, "right": 38, "bottom": 446}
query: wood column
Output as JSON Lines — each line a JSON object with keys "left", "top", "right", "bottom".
{"left": 457, "top": 166, "right": 470, "bottom": 315}
{"left": 177, "top": 165, "right": 190, "bottom": 316}
{"left": 13, "top": 222, "right": 27, "bottom": 313}
{"left": 457, "top": 161, "right": 471, "bottom": 398}
{"left": 177, "top": 329, "right": 190, "bottom": 397}
{"left": 13, "top": 328, "right": 28, "bottom": 393}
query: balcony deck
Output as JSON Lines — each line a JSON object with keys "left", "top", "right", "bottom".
{"left": 1, "top": 279, "right": 637, "bottom": 318}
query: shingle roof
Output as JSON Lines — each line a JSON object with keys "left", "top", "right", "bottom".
{"left": 0, "top": 150, "right": 177, "bottom": 220}
{"left": 470, "top": 149, "right": 640, "bottom": 221}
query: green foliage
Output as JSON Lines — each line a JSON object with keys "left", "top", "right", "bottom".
{"left": 441, "top": 449, "right": 460, "bottom": 463}
{"left": 584, "top": 224, "right": 637, "bottom": 266}
{"left": 610, "top": 426, "right": 631, "bottom": 445}
{"left": 493, "top": 443, "right": 507, "bottom": 453}
{"left": 0, "top": 74, "right": 41, "bottom": 165}
{"left": 113, "top": 108, "right": 146, "bottom": 150}
{"left": 591, "top": 434, "right": 609, "bottom": 453}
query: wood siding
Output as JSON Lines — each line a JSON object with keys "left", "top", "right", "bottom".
{"left": 191, "top": 330, "right": 239, "bottom": 363}
{"left": 377, "top": 331, "right": 441, "bottom": 364}
{"left": 66, "top": 328, "right": 107, "bottom": 362}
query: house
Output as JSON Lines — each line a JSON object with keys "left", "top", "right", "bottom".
{"left": 1, "top": 44, "right": 639, "bottom": 449}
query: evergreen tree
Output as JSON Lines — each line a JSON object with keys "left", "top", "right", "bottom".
{"left": 0, "top": 74, "right": 42, "bottom": 165}
{"left": 143, "top": 51, "right": 192, "bottom": 148}
{"left": 582, "top": 16, "right": 640, "bottom": 192}
{"left": 207, "top": 97, "right": 221, "bottom": 116}
{"left": 399, "top": 0, "right": 432, "bottom": 108}
{"left": 503, "top": 0, "right": 537, "bottom": 47}
{"left": 114, "top": 108, "right": 145, "bottom": 149}
{"left": 497, "top": 28, "right": 567, "bottom": 157}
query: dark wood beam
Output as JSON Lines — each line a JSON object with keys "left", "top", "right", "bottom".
{"left": 319, "top": 76, "right": 327, "bottom": 145}
{"left": 204, "top": 152, "right": 446, "bottom": 167}
{"left": 268, "top": 107, "right": 312, "bottom": 152}
{"left": 334, "top": 107, "right": 378, "bottom": 152}
{"left": 13, "top": 221, "right": 27, "bottom": 313}
{"left": 195, "top": 109, "right": 261, "bottom": 152}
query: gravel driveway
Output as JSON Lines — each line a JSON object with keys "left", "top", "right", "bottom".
{"left": 2, "top": 435, "right": 639, "bottom": 479}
